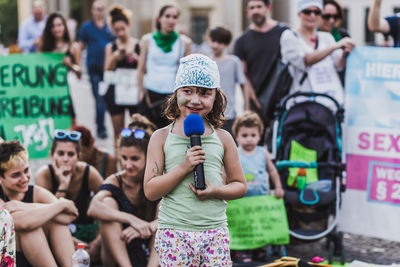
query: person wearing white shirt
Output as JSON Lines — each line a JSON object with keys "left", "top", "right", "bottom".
{"left": 18, "top": 0, "right": 46, "bottom": 52}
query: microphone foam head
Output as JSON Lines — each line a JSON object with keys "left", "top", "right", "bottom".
{"left": 184, "top": 114, "right": 205, "bottom": 136}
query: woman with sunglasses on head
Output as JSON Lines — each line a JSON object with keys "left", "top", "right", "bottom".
{"left": 35, "top": 129, "right": 104, "bottom": 264}
{"left": 280, "top": 0, "right": 355, "bottom": 110}
{"left": 137, "top": 4, "right": 192, "bottom": 129}
{"left": 88, "top": 114, "right": 159, "bottom": 267}
{"left": 39, "top": 12, "right": 81, "bottom": 127}
{"left": 0, "top": 140, "right": 77, "bottom": 267}
{"left": 104, "top": 5, "right": 141, "bottom": 153}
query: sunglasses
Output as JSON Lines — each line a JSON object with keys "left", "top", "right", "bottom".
{"left": 54, "top": 129, "right": 81, "bottom": 141}
{"left": 302, "top": 9, "right": 321, "bottom": 16}
{"left": 321, "top": 14, "right": 339, "bottom": 21}
{"left": 121, "top": 128, "right": 146, "bottom": 139}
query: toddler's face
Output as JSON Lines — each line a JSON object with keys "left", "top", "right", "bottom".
{"left": 236, "top": 126, "right": 261, "bottom": 152}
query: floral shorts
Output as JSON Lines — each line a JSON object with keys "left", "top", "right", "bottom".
{"left": 155, "top": 227, "right": 232, "bottom": 267}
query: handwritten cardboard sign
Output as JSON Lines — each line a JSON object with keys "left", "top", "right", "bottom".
{"left": 227, "top": 195, "right": 289, "bottom": 250}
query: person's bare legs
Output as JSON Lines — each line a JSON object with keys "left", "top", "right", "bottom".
{"left": 111, "top": 113, "right": 124, "bottom": 155}
{"left": 100, "top": 197, "right": 132, "bottom": 267}
{"left": 17, "top": 228, "right": 58, "bottom": 267}
{"left": 44, "top": 221, "right": 75, "bottom": 267}
{"left": 88, "top": 234, "right": 102, "bottom": 264}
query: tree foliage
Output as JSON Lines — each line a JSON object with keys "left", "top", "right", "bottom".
{"left": 0, "top": 0, "right": 18, "bottom": 46}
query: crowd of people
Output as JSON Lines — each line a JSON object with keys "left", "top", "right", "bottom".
{"left": 1, "top": 0, "right": 399, "bottom": 266}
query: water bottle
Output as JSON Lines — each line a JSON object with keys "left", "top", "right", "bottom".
{"left": 72, "top": 243, "right": 90, "bottom": 267}
{"left": 295, "top": 168, "right": 307, "bottom": 190}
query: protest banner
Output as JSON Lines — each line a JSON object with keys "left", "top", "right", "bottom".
{"left": 340, "top": 47, "right": 400, "bottom": 241}
{"left": 0, "top": 53, "right": 71, "bottom": 158}
{"left": 227, "top": 195, "right": 289, "bottom": 250}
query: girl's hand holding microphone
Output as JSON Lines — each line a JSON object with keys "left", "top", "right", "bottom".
{"left": 181, "top": 146, "right": 205, "bottom": 174}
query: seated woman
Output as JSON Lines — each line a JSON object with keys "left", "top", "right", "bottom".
{"left": 88, "top": 115, "right": 159, "bottom": 267}
{"left": 0, "top": 140, "right": 77, "bottom": 267}
{"left": 35, "top": 129, "right": 104, "bottom": 263}
{"left": 71, "top": 125, "right": 117, "bottom": 179}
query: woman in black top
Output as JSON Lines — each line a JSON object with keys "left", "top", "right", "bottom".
{"left": 35, "top": 129, "right": 103, "bottom": 263}
{"left": 38, "top": 12, "right": 81, "bottom": 126}
{"left": 0, "top": 140, "right": 77, "bottom": 267}
{"left": 88, "top": 114, "right": 159, "bottom": 267}
{"left": 104, "top": 5, "right": 141, "bottom": 153}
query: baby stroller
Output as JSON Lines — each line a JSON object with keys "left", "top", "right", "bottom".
{"left": 270, "top": 92, "right": 346, "bottom": 263}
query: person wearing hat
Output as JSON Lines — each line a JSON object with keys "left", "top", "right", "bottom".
{"left": 368, "top": 0, "right": 400, "bottom": 47}
{"left": 280, "top": 0, "right": 355, "bottom": 110}
{"left": 144, "top": 54, "right": 247, "bottom": 266}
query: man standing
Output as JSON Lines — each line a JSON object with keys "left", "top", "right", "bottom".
{"left": 78, "top": 0, "right": 115, "bottom": 139}
{"left": 234, "top": 0, "right": 286, "bottom": 120}
{"left": 18, "top": 0, "right": 46, "bottom": 53}
{"left": 368, "top": 0, "right": 400, "bottom": 47}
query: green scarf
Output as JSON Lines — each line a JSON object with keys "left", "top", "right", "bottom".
{"left": 153, "top": 31, "right": 179, "bottom": 53}
{"left": 331, "top": 28, "right": 342, "bottom": 42}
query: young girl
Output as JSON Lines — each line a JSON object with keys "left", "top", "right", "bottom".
{"left": 144, "top": 54, "right": 247, "bottom": 266}
{"left": 88, "top": 114, "right": 159, "bottom": 267}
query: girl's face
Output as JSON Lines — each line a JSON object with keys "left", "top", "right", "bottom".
{"left": 158, "top": 7, "right": 179, "bottom": 33}
{"left": 113, "top": 21, "right": 130, "bottom": 41}
{"left": 52, "top": 141, "right": 79, "bottom": 170}
{"left": 177, "top": 87, "right": 216, "bottom": 118}
{"left": 1, "top": 161, "right": 31, "bottom": 193}
{"left": 319, "top": 4, "right": 339, "bottom": 32}
{"left": 51, "top": 17, "right": 65, "bottom": 39}
{"left": 120, "top": 146, "right": 146, "bottom": 180}
{"left": 236, "top": 126, "right": 261, "bottom": 153}
{"left": 299, "top": 7, "right": 321, "bottom": 30}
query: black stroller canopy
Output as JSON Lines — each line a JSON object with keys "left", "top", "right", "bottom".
{"left": 278, "top": 101, "right": 340, "bottom": 163}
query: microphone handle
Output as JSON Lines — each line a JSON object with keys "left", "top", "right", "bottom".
{"left": 190, "top": 134, "right": 206, "bottom": 190}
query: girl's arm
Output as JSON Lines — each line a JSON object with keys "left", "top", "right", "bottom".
{"left": 137, "top": 35, "right": 150, "bottom": 102}
{"left": 190, "top": 130, "right": 247, "bottom": 201}
{"left": 104, "top": 43, "right": 123, "bottom": 71}
{"left": 264, "top": 149, "right": 284, "bottom": 198}
{"left": 144, "top": 128, "right": 205, "bottom": 201}
{"left": 304, "top": 37, "right": 355, "bottom": 67}
{"left": 88, "top": 165, "right": 104, "bottom": 194}
{"left": 4, "top": 187, "right": 77, "bottom": 230}
{"left": 34, "top": 186, "right": 79, "bottom": 224}
{"left": 34, "top": 165, "right": 53, "bottom": 192}
{"left": 105, "top": 153, "right": 118, "bottom": 178}
{"left": 87, "top": 178, "right": 153, "bottom": 238}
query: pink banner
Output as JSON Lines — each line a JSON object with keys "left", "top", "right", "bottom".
{"left": 346, "top": 154, "right": 400, "bottom": 205}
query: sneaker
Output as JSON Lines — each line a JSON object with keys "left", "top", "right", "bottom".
{"left": 97, "top": 130, "right": 108, "bottom": 139}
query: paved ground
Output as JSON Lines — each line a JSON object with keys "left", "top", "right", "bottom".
{"left": 232, "top": 232, "right": 400, "bottom": 266}
{"left": 29, "top": 72, "right": 400, "bottom": 266}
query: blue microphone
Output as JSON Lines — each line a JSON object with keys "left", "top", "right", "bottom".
{"left": 184, "top": 114, "right": 206, "bottom": 190}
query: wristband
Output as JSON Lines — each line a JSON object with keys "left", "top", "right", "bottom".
{"left": 57, "top": 189, "right": 68, "bottom": 193}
